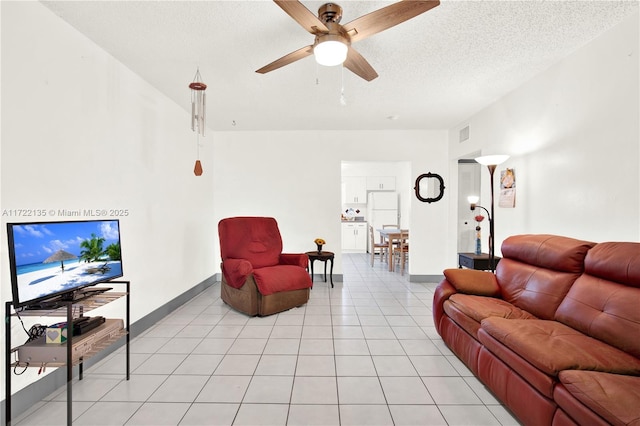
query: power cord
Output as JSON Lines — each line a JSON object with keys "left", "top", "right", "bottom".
{"left": 26, "top": 324, "right": 47, "bottom": 342}
{"left": 14, "top": 309, "right": 47, "bottom": 343}
{"left": 13, "top": 361, "right": 29, "bottom": 375}
{"left": 10, "top": 310, "right": 35, "bottom": 374}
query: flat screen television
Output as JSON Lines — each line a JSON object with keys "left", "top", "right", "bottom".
{"left": 7, "top": 219, "right": 123, "bottom": 308}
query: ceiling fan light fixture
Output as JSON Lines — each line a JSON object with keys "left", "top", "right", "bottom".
{"left": 314, "top": 40, "right": 348, "bottom": 66}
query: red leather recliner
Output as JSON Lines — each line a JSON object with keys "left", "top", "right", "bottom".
{"left": 218, "top": 216, "right": 312, "bottom": 316}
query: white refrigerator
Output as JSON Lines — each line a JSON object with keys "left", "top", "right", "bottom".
{"left": 367, "top": 192, "right": 399, "bottom": 252}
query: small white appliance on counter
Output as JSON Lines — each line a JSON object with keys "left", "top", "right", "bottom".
{"left": 367, "top": 192, "right": 399, "bottom": 252}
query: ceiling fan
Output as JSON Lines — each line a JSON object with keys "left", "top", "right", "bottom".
{"left": 256, "top": 0, "right": 440, "bottom": 82}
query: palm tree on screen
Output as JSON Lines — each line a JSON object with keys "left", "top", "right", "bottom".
{"left": 80, "top": 233, "right": 106, "bottom": 262}
{"left": 105, "top": 242, "right": 121, "bottom": 260}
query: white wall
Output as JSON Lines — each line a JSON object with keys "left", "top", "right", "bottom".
{"left": 448, "top": 11, "right": 639, "bottom": 249}
{"left": 210, "top": 130, "right": 450, "bottom": 277}
{"left": 1, "top": 2, "right": 215, "bottom": 395}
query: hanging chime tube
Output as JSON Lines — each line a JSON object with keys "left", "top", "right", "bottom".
{"left": 191, "top": 100, "right": 195, "bottom": 132}
{"left": 189, "top": 70, "right": 207, "bottom": 137}
{"left": 201, "top": 92, "right": 206, "bottom": 137}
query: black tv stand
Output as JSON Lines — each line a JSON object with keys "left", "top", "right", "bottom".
{"left": 6, "top": 281, "right": 130, "bottom": 426}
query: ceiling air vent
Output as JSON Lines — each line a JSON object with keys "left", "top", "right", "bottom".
{"left": 459, "top": 125, "right": 470, "bottom": 143}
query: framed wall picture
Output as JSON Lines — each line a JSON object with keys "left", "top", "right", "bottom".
{"left": 499, "top": 168, "right": 516, "bottom": 208}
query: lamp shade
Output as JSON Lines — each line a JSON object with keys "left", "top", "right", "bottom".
{"left": 314, "top": 40, "right": 348, "bottom": 66}
{"left": 467, "top": 195, "right": 480, "bottom": 205}
{"left": 475, "top": 155, "right": 509, "bottom": 166}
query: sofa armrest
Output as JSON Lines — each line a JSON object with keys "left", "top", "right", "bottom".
{"left": 433, "top": 269, "right": 501, "bottom": 335}
{"left": 221, "top": 258, "right": 254, "bottom": 289}
{"left": 280, "top": 253, "right": 309, "bottom": 269}
{"left": 443, "top": 268, "right": 501, "bottom": 297}
{"left": 433, "top": 279, "right": 457, "bottom": 334}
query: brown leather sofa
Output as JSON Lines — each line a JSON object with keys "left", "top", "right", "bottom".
{"left": 433, "top": 234, "right": 640, "bottom": 426}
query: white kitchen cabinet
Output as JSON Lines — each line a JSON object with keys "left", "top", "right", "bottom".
{"left": 341, "top": 222, "right": 367, "bottom": 252}
{"left": 342, "top": 176, "right": 367, "bottom": 203}
{"left": 366, "top": 176, "right": 396, "bottom": 191}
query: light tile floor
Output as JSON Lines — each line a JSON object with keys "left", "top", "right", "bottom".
{"left": 14, "top": 253, "right": 521, "bottom": 425}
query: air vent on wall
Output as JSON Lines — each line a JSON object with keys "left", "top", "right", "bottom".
{"left": 459, "top": 125, "right": 470, "bottom": 143}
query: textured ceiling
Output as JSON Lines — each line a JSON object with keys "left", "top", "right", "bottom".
{"left": 43, "top": 0, "right": 638, "bottom": 131}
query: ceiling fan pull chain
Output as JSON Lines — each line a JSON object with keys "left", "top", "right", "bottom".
{"left": 340, "top": 65, "right": 347, "bottom": 106}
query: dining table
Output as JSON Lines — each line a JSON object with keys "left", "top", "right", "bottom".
{"left": 377, "top": 228, "right": 409, "bottom": 271}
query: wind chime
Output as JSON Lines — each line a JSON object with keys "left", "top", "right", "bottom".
{"left": 189, "top": 69, "right": 207, "bottom": 176}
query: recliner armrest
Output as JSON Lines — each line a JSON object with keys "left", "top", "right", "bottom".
{"left": 443, "top": 268, "right": 501, "bottom": 297}
{"left": 280, "top": 253, "right": 309, "bottom": 269}
{"left": 221, "top": 258, "right": 254, "bottom": 289}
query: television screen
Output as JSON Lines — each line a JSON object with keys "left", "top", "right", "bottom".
{"left": 7, "top": 219, "right": 123, "bottom": 308}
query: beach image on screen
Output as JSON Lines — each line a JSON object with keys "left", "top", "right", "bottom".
{"left": 10, "top": 220, "right": 123, "bottom": 304}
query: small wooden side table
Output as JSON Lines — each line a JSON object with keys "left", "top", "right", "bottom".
{"left": 458, "top": 252, "right": 501, "bottom": 271}
{"left": 305, "top": 251, "right": 334, "bottom": 288}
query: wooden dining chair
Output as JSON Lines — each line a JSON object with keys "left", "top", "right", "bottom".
{"left": 392, "top": 231, "right": 409, "bottom": 275}
{"left": 380, "top": 224, "right": 398, "bottom": 244}
{"left": 369, "top": 225, "right": 387, "bottom": 267}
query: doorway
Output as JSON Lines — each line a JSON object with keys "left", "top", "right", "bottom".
{"left": 457, "top": 159, "right": 481, "bottom": 253}
{"left": 340, "top": 161, "right": 411, "bottom": 255}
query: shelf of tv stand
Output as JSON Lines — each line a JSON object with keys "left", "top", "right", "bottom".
{"left": 17, "top": 291, "right": 127, "bottom": 317}
{"left": 11, "top": 319, "right": 127, "bottom": 368}
{"left": 5, "top": 282, "right": 130, "bottom": 426}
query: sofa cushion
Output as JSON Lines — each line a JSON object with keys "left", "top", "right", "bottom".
{"left": 556, "top": 242, "right": 640, "bottom": 358}
{"left": 478, "top": 329, "right": 558, "bottom": 398}
{"left": 495, "top": 235, "right": 595, "bottom": 320}
{"left": 443, "top": 269, "right": 501, "bottom": 296}
{"left": 500, "top": 234, "right": 595, "bottom": 273}
{"left": 253, "top": 265, "right": 313, "bottom": 296}
{"left": 443, "top": 300, "right": 483, "bottom": 338}
{"left": 583, "top": 242, "right": 640, "bottom": 287}
{"left": 448, "top": 294, "right": 536, "bottom": 324}
{"left": 444, "top": 295, "right": 536, "bottom": 339}
{"left": 480, "top": 317, "right": 640, "bottom": 376}
{"left": 558, "top": 370, "right": 640, "bottom": 426}
{"left": 553, "top": 386, "right": 612, "bottom": 426}
{"left": 496, "top": 259, "right": 585, "bottom": 320}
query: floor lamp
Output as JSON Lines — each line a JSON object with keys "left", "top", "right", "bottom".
{"left": 468, "top": 154, "right": 509, "bottom": 272}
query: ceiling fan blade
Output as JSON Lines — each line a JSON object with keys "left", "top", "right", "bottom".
{"left": 273, "top": 0, "right": 329, "bottom": 34}
{"left": 343, "top": 0, "right": 440, "bottom": 43}
{"left": 344, "top": 47, "right": 378, "bottom": 82}
{"left": 256, "top": 45, "right": 314, "bottom": 74}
